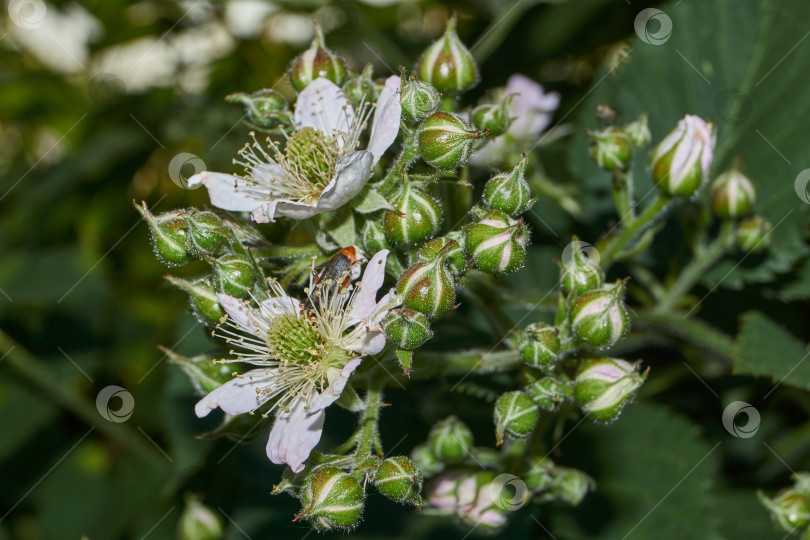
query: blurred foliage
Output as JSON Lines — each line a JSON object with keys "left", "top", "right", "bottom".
{"left": 0, "top": 0, "right": 808, "bottom": 539}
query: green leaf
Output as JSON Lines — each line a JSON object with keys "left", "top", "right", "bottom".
{"left": 734, "top": 310, "right": 810, "bottom": 390}
{"left": 714, "top": 490, "right": 776, "bottom": 539}
{"left": 321, "top": 207, "right": 356, "bottom": 247}
{"left": 351, "top": 185, "right": 395, "bottom": 213}
{"left": 551, "top": 404, "right": 718, "bottom": 540}
{"left": 571, "top": 0, "right": 810, "bottom": 288}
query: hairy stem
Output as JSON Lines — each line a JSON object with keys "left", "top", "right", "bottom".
{"left": 599, "top": 193, "right": 670, "bottom": 268}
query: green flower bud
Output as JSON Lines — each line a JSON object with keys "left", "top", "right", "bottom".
{"left": 419, "top": 111, "right": 485, "bottom": 169}
{"left": 494, "top": 391, "right": 539, "bottom": 445}
{"left": 793, "top": 473, "right": 810, "bottom": 500}
{"left": 710, "top": 168, "right": 756, "bottom": 219}
{"left": 650, "top": 115, "right": 715, "bottom": 197}
{"left": 186, "top": 211, "right": 227, "bottom": 255}
{"left": 758, "top": 488, "right": 810, "bottom": 533}
{"left": 525, "top": 376, "right": 573, "bottom": 412}
{"left": 588, "top": 127, "right": 633, "bottom": 171}
{"left": 540, "top": 467, "right": 593, "bottom": 506}
{"left": 342, "top": 64, "right": 379, "bottom": 107}
{"left": 298, "top": 466, "right": 364, "bottom": 531}
{"left": 383, "top": 308, "right": 433, "bottom": 350}
{"left": 519, "top": 323, "right": 560, "bottom": 369}
{"left": 574, "top": 357, "right": 647, "bottom": 422}
{"left": 417, "top": 232, "right": 468, "bottom": 276}
{"left": 560, "top": 237, "right": 604, "bottom": 296}
{"left": 179, "top": 495, "right": 224, "bottom": 540}
{"left": 624, "top": 113, "right": 651, "bottom": 147}
{"left": 165, "top": 276, "right": 224, "bottom": 325}
{"left": 396, "top": 250, "right": 456, "bottom": 318}
{"left": 400, "top": 76, "right": 440, "bottom": 122}
{"left": 360, "top": 220, "right": 391, "bottom": 254}
{"left": 472, "top": 95, "right": 512, "bottom": 137}
{"left": 383, "top": 184, "right": 442, "bottom": 245}
{"left": 212, "top": 253, "right": 255, "bottom": 298}
{"left": 483, "top": 154, "right": 533, "bottom": 216}
{"left": 225, "top": 89, "right": 291, "bottom": 131}
{"left": 417, "top": 15, "right": 478, "bottom": 94}
{"left": 523, "top": 457, "right": 555, "bottom": 493}
{"left": 135, "top": 202, "right": 192, "bottom": 265}
{"left": 737, "top": 215, "right": 772, "bottom": 252}
{"left": 428, "top": 416, "right": 474, "bottom": 462}
{"left": 464, "top": 210, "right": 529, "bottom": 273}
{"left": 570, "top": 282, "right": 629, "bottom": 349}
{"left": 289, "top": 23, "right": 347, "bottom": 92}
{"left": 375, "top": 456, "right": 423, "bottom": 506}
{"left": 410, "top": 443, "right": 444, "bottom": 476}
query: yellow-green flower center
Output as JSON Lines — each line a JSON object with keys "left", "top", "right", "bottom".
{"left": 266, "top": 313, "right": 326, "bottom": 365}
{"left": 284, "top": 127, "right": 338, "bottom": 188}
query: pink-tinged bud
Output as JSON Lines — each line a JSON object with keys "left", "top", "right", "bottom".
{"left": 396, "top": 248, "right": 456, "bottom": 318}
{"left": 574, "top": 357, "right": 647, "bottom": 422}
{"left": 588, "top": 127, "right": 633, "bottom": 171}
{"left": 297, "top": 466, "right": 364, "bottom": 531}
{"left": 650, "top": 115, "right": 715, "bottom": 196}
{"left": 464, "top": 210, "right": 529, "bottom": 273}
{"left": 519, "top": 323, "right": 560, "bottom": 369}
{"left": 569, "top": 281, "right": 629, "bottom": 349}
{"left": 710, "top": 169, "right": 756, "bottom": 218}
{"left": 559, "top": 237, "right": 605, "bottom": 297}
{"left": 419, "top": 111, "right": 486, "bottom": 169}
{"left": 289, "top": 23, "right": 347, "bottom": 92}
{"left": 456, "top": 472, "right": 509, "bottom": 530}
{"left": 737, "top": 215, "right": 771, "bottom": 252}
{"left": 483, "top": 154, "right": 533, "bottom": 216}
{"left": 417, "top": 15, "right": 479, "bottom": 94}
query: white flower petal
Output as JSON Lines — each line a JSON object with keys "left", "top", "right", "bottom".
{"left": 251, "top": 200, "right": 279, "bottom": 223}
{"left": 216, "top": 293, "right": 257, "bottom": 333}
{"left": 368, "top": 75, "right": 402, "bottom": 166}
{"left": 260, "top": 296, "right": 301, "bottom": 317}
{"left": 352, "top": 331, "right": 386, "bottom": 355}
{"left": 505, "top": 74, "right": 560, "bottom": 137}
{"left": 266, "top": 399, "right": 325, "bottom": 473}
{"left": 194, "top": 369, "right": 273, "bottom": 417}
{"left": 294, "top": 77, "right": 354, "bottom": 142}
{"left": 316, "top": 151, "right": 374, "bottom": 211}
{"left": 347, "top": 249, "right": 389, "bottom": 325}
{"left": 189, "top": 171, "right": 264, "bottom": 212}
{"left": 308, "top": 358, "right": 362, "bottom": 413}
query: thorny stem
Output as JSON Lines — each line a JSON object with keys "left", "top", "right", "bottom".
{"left": 653, "top": 219, "right": 735, "bottom": 314}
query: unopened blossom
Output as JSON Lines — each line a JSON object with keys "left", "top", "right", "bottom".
{"left": 195, "top": 250, "right": 398, "bottom": 472}
{"left": 650, "top": 114, "right": 715, "bottom": 197}
{"left": 471, "top": 74, "right": 560, "bottom": 165}
{"left": 189, "top": 76, "right": 402, "bottom": 222}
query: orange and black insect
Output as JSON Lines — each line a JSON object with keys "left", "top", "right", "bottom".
{"left": 306, "top": 247, "right": 361, "bottom": 313}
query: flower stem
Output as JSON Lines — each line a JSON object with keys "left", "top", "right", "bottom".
{"left": 611, "top": 169, "right": 634, "bottom": 221}
{"left": 653, "top": 219, "right": 734, "bottom": 314}
{"left": 0, "top": 330, "right": 170, "bottom": 468}
{"left": 253, "top": 243, "right": 323, "bottom": 259}
{"left": 598, "top": 193, "right": 670, "bottom": 268}
{"left": 354, "top": 383, "right": 385, "bottom": 459}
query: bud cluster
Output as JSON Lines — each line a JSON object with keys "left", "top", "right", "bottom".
{"left": 759, "top": 473, "right": 810, "bottom": 534}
